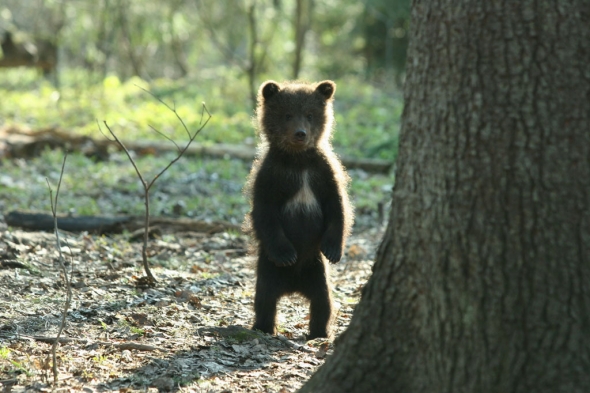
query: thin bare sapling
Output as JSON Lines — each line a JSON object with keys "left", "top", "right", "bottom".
{"left": 100, "top": 91, "right": 211, "bottom": 284}
{"left": 45, "top": 153, "right": 72, "bottom": 386}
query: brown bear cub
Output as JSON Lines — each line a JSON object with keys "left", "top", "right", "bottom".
{"left": 243, "top": 80, "right": 353, "bottom": 339}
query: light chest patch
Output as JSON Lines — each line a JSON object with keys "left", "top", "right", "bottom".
{"left": 284, "top": 171, "right": 321, "bottom": 215}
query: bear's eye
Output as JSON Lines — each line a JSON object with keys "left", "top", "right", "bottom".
{"left": 306, "top": 114, "right": 313, "bottom": 121}
{"left": 286, "top": 114, "right": 293, "bottom": 120}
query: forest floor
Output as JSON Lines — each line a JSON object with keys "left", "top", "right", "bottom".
{"left": 0, "top": 74, "right": 396, "bottom": 392}
{"left": 0, "top": 176, "right": 385, "bottom": 392}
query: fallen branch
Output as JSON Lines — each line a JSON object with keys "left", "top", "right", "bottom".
{"left": 23, "top": 336, "right": 164, "bottom": 352}
{"left": 0, "top": 260, "right": 28, "bottom": 269}
{"left": 115, "top": 342, "right": 162, "bottom": 352}
{"left": 0, "top": 126, "right": 393, "bottom": 173}
{"left": 5, "top": 211, "right": 238, "bottom": 234}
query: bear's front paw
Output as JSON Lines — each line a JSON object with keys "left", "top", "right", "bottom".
{"left": 320, "top": 238, "right": 342, "bottom": 263}
{"left": 267, "top": 242, "right": 298, "bottom": 266}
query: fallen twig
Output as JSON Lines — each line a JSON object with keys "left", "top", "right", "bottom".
{"left": 24, "top": 335, "right": 164, "bottom": 352}
{"left": 0, "top": 260, "right": 28, "bottom": 269}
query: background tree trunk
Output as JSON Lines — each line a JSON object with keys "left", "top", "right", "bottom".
{"left": 300, "top": 1, "right": 590, "bottom": 392}
{"left": 292, "top": 0, "right": 312, "bottom": 79}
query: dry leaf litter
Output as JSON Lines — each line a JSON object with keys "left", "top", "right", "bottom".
{"left": 0, "top": 223, "right": 382, "bottom": 392}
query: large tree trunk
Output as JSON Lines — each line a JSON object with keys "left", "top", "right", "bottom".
{"left": 300, "top": 1, "right": 590, "bottom": 392}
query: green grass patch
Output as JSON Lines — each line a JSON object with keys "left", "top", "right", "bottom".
{"left": 0, "top": 69, "right": 398, "bottom": 226}
{"left": 0, "top": 346, "right": 10, "bottom": 359}
{"left": 0, "top": 149, "right": 249, "bottom": 223}
{"left": 0, "top": 68, "right": 402, "bottom": 161}
{"left": 0, "top": 149, "right": 393, "bottom": 229}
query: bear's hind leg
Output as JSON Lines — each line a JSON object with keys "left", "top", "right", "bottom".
{"left": 252, "top": 292, "right": 279, "bottom": 335}
{"left": 308, "top": 288, "right": 333, "bottom": 339}
{"left": 301, "top": 260, "right": 334, "bottom": 339}
{"left": 252, "top": 255, "right": 286, "bottom": 335}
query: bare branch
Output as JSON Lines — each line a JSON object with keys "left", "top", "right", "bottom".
{"left": 102, "top": 120, "right": 156, "bottom": 283}
{"left": 23, "top": 335, "right": 165, "bottom": 352}
{"left": 148, "top": 124, "right": 181, "bottom": 153}
{"left": 99, "top": 91, "right": 211, "bottom": 284}
{"left": 201, "top": 102, "right": 212, "bottom": 125}
{"left": 96, "top": 119, "right": 115, "bottom": 141}
{"left": 134, "top": 84, "right": 193, "bottom": 140}
{"left": 149, "top": 102, "right": 211, "bottom": 190}
{"left": 102, "top": 121, "right": 147, "bottom": 189}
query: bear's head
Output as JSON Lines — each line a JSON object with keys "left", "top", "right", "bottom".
{"left": 256, "top": 80, "right": 336, "bottom": 153}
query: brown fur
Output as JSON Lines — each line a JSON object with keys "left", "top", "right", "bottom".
{"left": 243, "top": 80, "right": 353, "bottom": 339}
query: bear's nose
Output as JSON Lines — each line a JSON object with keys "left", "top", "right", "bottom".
{"left": 294, "top": 130, "right": 306, "bottom": 141}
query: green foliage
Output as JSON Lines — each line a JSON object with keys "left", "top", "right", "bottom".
{"left": 0, "top": 146, "right": 393, "bottom": 231}
{"left": 2, "top": 0, "right": 409, "bottom": 82}
{"left": 92, "top": 355, "right": 106, "bottom": 364}
{"left": 226, "top": 329, "right": 261, "bottom": 343}
{"left": 0, "top": 346, "right": 10, "bottom": 359}
{"left": 129, "top": 326, "right": 145, "bottom": 336}
{"left": 0, "top": 146, "right": 250, "bottom": 221}
{"left": 333, "top": 82, "right": 403, "bottom": 159}
{"left": 0, "top": 49, "right": 401, "bottom": 223}
{"left": 5, "top": 359, "right": 32, "bottom": 377}
{"left": 350, "top": 173, "right": 393, "bottom": 212}
{"left": 0, "top": 68, "right": 401, "bottom": 161}
{"left": 362, "top": 0, "right": 411, "bottom": 79}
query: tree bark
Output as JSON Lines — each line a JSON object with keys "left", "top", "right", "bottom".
{"left": 118, "top": 0, "right": 144, "bottom": 78}
{"left": 300, "top": 1, "right": 590, "bottom": 392}
{"left": 292, "top": 0, "right": 312, "bottom": 79}
{"left": 246, "top": 2, "right": 259, "bottom": 110}
{"left": 168, "top": 0, "right": 189, "bottom": 78}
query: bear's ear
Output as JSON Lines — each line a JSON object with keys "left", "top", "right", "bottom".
{"left": 260, "top": 81, "right": 280, "bottom": 100}
{"left": 315, "top": 80, "right": 336, "bottom": 100}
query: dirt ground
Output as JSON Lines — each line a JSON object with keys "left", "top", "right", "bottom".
{"left": 0, "top": 220, "right": 383, "bottom": 392}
